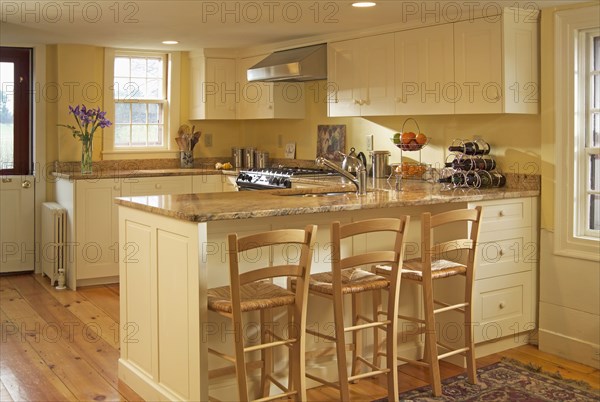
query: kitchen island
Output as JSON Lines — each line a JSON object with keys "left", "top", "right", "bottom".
{"left": 115, "top": 179, "right": 539, "bottom": 401}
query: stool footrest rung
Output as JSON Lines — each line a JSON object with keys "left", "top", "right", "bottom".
{"left": 306, "top": 372, "right": 340, "bottom": 390}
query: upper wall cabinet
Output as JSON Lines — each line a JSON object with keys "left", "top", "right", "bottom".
{"left": 328, "top": 33, "right": 396, "bottom": 117}
{"left": 395, "top": 24, "right": 455, "bottom": 115}
{"left": 237, "top": 55, "right": 305, "bottom": 119}
{"left": 189, "top": 52, "right": 237, "bottom": 120}
{"left": 454, "top": 8, "right": 539, "bottom": 114}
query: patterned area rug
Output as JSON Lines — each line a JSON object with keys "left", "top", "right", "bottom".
{"left": 373, "top": 359, "right": 599, "bottom": 401}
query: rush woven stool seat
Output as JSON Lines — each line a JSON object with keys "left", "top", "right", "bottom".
{"left": 377, "top": 207, "right": 482, "bottom": 397}
{"left": 303, "top": 217, "right": 410, "bottom": 402}
{"left": 206, "top": 225, "right": 317, "bottom": 402}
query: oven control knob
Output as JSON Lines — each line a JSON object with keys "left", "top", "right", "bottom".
{"left": 283, "top": 179, "right": 292, "bottom": 188}
{"left": 272, "top": 177, "right": 280, "bottom": 185}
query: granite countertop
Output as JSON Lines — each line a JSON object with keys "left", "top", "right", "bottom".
{"left": 114, "top": 179, "right": 540, "bottom": 223}
{"left": 52, "top": 168, "right": 230, "bottom": 180}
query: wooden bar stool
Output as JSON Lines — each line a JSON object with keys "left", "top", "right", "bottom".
{"left": 304, "top": 217, "right": 410, "bottom": 402}
{"left": 377, "top": 207, "right": 482, "bottom": 397}
{"left": 206, "top": 225, "right": 317, "bottom": 402}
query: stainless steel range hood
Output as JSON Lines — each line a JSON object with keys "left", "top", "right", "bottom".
{"left": 247, "top": 44, "right": 327, "bottom": 82}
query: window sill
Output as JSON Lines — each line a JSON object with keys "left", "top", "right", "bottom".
{"left": 102, "top": 149, "right": 180, "bottom": 160}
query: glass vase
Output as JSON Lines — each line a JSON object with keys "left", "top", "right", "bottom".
{"left": 81, "top": 138, "right": 93, "bottom": 174}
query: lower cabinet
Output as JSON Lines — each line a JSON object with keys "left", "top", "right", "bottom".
{"left": 469, "top": 197, "right": 538, "bottom": 346}
{"left": 54, "top": 174, "right": 224, "bottom": 288}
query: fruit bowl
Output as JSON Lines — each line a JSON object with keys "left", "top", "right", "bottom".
{"left": 391, "top": 118, "right": 429, "bottom": 151}
{"left": 391, "top": 136, "right": 429, "bottom": 151}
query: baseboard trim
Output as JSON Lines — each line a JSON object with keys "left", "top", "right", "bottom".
{"left": 539, "top": 329, "right": 600, "bottom": 369}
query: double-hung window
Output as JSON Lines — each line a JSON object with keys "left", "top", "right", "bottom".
{"left": 577, "top": 31, "right": 600, "bottom": 236}
{"left": 555, "top": 6, "right": 600, "bottom": 260}
{"left": 113, "top": 52, "right": 167, "bottom": 148}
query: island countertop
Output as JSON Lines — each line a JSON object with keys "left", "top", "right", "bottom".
{"left": 114, "top": 178, "right": 540, "bottom": 223}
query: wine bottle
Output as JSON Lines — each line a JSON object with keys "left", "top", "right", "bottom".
{"left": 479, "top": 171, "right": 506, "bottom": 188}
{"left": 448, "top": 141, "right": 492, "bottom": 156}
{"left": 445, "top": 158, "right": 496, "bottom": 171}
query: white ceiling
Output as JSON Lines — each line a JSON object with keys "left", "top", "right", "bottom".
{"left": 0, "top": 0, "right": 583, "bottom": 51}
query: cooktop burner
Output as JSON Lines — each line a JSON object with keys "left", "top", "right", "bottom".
{"left": 236, "top": 167, "right": 339, "bottom": 190}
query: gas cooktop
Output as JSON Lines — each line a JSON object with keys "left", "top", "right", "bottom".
{"left": 236, "top": 167, "right": 339, "bottom": 190}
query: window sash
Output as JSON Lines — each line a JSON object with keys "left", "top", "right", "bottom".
{"left": 112, "top": 52, "right": 168, "bottom": 150}
{"left": 578, "top": 30, "right": 600, "bottom": 238}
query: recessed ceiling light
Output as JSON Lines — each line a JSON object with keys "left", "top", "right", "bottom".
{"left": 162, "top": 40, "right": 179, "bottom": 45}
{"left": 352, "top": 2, "right": 376, "bottom": 7}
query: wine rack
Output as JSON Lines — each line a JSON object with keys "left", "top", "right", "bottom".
{"left": 439, "top": 138, "right": 506, "bottom": 189}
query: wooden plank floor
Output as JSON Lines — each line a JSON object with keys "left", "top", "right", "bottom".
{"left": 1, "top": 273, "right": 598, "bottom": 401}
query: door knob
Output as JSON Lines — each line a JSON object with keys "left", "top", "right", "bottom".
{"left": 22, "top": 180, "right": 31, "bottom": 189}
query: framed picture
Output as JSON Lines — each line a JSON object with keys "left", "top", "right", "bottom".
{"left": 317, "top": 125, "right": 346, "bottom": 161}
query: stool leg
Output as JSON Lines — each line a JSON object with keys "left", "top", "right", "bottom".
{"left": 423, "top": 281, "right": 442, "bottom": 397}
{"left": 260, "top": 309, "right": 273, "bottom": 397}
{"left": 232, "top": 315, "right": 250, "bottom": 402}
{"left": 372, "top": 289, "right": 383, "bottom": 368}
{"left": 351, "top": 293, "right": 363, "bottom": 381}
{"left": 465, "top": 276, "right": 477, "bottom": 385}
{"left": 333, "top": 291, "right": 350, "bottom": 401}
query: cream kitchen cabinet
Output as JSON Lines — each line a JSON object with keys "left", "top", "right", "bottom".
{"left": 237, "top": 54, "right": 305, "bottom": 119}
{"left": 121, "top": 176, "right": 192, "bottom": 197}
{"left": 469, "top": 197, "right": 538, "bottom": 345}
{"left": 189, "top": 52, "right": 237, "bottom": 120}
{"left": 454, "top": 8, "right": 539, "bottom": 114}
{"left": 395, "top": 24, "right": 455, "bottom": 115}
{"left": 55, "top": 174, "right": 224, "bottom": 288}
{"left": 327, "top": 33, "right": 395, "bottom": 117}
{"left": 192, "top": 174, "right": 222, "bottom": 193}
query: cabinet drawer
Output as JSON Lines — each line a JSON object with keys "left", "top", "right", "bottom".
{"left": 473, "top": 271, "right": 532, "bottom": 343}
{"left": 471, "top": 198, "right": 532, "bottom": 232}
{"left": 192, "top": 175, "right": 223, "bottom": 193}
{"left": 122, "top": 176, "right": 192, "bottom": 196}
{"left": 476, "top": 228, "right": 534, "bottom": 279}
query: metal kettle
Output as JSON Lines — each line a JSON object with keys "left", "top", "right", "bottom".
{"left": 339, "top": 147, "right": 367, "bottom": 175}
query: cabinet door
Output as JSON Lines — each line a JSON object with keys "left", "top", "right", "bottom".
{"left": 454, "top": 18, "right": 503, "bottom": 114}
{"left": 205, "top": 58, "right": 237, "bottom": 119}
{"left": 237, "top": 55, "right": 274, "bottom": 119}
{"left": 192, "top": 175, "right": 222, "bottom": 193}
{"left": 327, "top": 39, "right": 362, "bottom": 117}
{"left": 121, "top": 176, "right": 192, "bottom": 197}
{"left": 395, "top": 25, "right": 455, "bottom": 115}
{"left": 75, "top": 179, "right": 121, "bottom": 281}
{"left": 361, "top": 33, "right": 395, "bottom": 116}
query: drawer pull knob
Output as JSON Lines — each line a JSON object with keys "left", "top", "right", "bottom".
{"left": 498, "top": 210, "right": 505, "bottom": 217}
{"left": 155, "top": 184, "right": 162, "bottom": 189}
{"left": 499, "top": 302, "right": 506, "bottom": 309}
{"left": 499, "top": 249, "right": 505, "bottom": 257}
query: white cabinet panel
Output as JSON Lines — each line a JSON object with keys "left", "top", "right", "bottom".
{"left": 121, "top": 176, "right": 192, "bottom": 197}
{"left": 328, "top": 33, "right": 395, "bottom": 117}
{"left": 192, "top": 175, "right": 222, "bottom": 193}
{"left": 395, "top": 24, "right": 455, "bottom": 115}
{"left": 189, "top": 55, "right": 237, "bottom": 120}
{"left": 0, "top": 176, "right": 35, "bottom": 273}
{"left": 473, "top": 271, "right": 533, "bottom": 343}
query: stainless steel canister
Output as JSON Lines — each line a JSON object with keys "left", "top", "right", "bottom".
{"left": 370, "top": 150, "right": 391, "bottom": 178}
{"left": 232, "top": 147, "right": 244, "bottom": 168}
{"left": 255, "top": 151, "right": 269, "bottom": 169}
{"left": 244, "top": 147, "right": 256, "bottom": 169}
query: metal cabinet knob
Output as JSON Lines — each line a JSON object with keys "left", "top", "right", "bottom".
{"left": 22, "top": 180, "right": 31, "bottom": 189}
{"left": 2, "top": 178, "right": 13, "bottom": 183}
{"left": 155, "top": 184, "right": 162, "bottom": 189}
{"left": 499, "top": 301, "right": 506, "bottom": 309}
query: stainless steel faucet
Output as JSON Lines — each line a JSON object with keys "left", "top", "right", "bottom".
{"left": 316, "top": 156, "right": 367, "bottom": 195}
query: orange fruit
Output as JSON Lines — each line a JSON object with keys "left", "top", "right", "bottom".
{"left": 401, "top": 131, "right": 416, "bottom": 144}
{"left": 416, "top": 133, "right": 427, "bottom": 145}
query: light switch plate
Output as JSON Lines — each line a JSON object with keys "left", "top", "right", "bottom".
{"left": 205, "top": 133, "right": 213, "bottom": 147}
{"left": 366, "top": 134, "right": 374, "bottom": 151}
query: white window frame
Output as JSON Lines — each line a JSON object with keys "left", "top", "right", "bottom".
{"left": 102, "top": 49, "right": 180, "bottom": 159}
{"left": 554, "top": 5, "right": 600, "bottom": 261}
{"left": 577, "top": 29, "right": 600, "bottom": 238}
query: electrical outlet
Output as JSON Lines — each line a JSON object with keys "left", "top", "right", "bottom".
{"left": 204, "top": 133, "right": 213, "bottom": 147}
{"left": 366, "top": 134, "right": 374, "bottom": 151}
{"left": 593, "top": 347, "right": 600, "bottom": 361}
